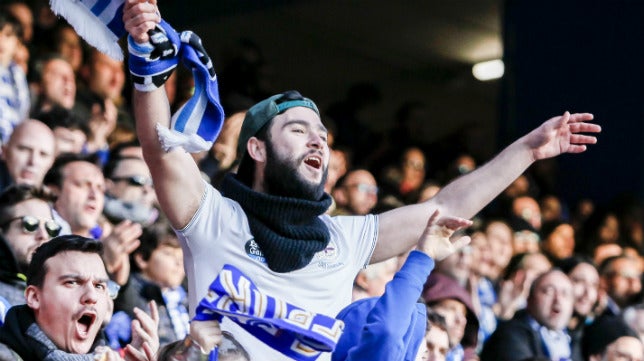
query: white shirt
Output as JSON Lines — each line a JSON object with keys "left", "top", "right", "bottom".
{"left": 176, "top": 182, "right": 378, "bottom": 360}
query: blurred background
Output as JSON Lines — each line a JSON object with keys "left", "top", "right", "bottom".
{"left": 158, "top": 0, "right": 643, "bottom": 206}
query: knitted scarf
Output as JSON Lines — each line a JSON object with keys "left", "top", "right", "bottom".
{"left": 0, "top": 305, "right": 101, "bottom": 360}
{"left": 220, "top": 174, "right": 332, "bottom": 273}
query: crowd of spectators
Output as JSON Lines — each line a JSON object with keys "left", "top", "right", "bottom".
{"left": 0, "top": 1, "right": 643, "bottom": 360}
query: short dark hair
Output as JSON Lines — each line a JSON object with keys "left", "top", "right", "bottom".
{"left": 35, "top": 105, "right": 91, "bottom": 138}
{"left": 103, "top": 155, "right": 144, "bottom": 179}
{"left": 426, "top": 307, "right": 448, "bottom": 332}
{"left": 131, "top": 220, "right": 180, "bottom": 273}
{"left": 235, "top": 119, "right": 272, "bottom": 187}
{"left": 27, "top": 234, "right": 104, "bottom": 288}
{"left": 0, "top": 184, "right": 56, "bottom": 230}
{"left": 527, "top": 268, "right": 565, "bottom": 301}
{"left": 43, "top": 152, "right": 101, "bottom": 188}
{"left": 0, "top": 9, "right": 23, "bottom": 41}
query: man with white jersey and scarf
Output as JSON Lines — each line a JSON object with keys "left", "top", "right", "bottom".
{"left": 123, "top": 1, "right": 601, "bottom": 359}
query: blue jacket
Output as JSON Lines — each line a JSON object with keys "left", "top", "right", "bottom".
{"left": 333, "top": 251, "right": 435, "bottom": 361}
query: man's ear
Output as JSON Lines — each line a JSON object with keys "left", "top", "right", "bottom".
{"left": 133, "top": 253, "right": 147, "bottom": 271}
{"left": 25, "top": 285, "right": 41, "bottom": 310}
{"left": 246, "top": 137, "right": 266, "bottom": 162}
{"left": 332, "top": 187, "right": 348, "bottom": 207}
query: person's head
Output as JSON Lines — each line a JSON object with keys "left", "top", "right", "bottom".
{"left": 211, "top": 110, "right": 245, "bottom": 171}
{"left": 503, "top": 251, "right": 552, "bottom": 293}
{"left": 484, "top": 219, "right": 514, "bottom": 280}
{"left": 324, "top": 147, "right": 349, "bottom": 194}
{"left": 25, "top": 235, "right": 111, "bottom": 354}
{"left": 36, "top": 105, "right": 90, "bottom": 155}
{"left": 582, "top": 315, "right": 642, "bottom": 361}
{"left": 131, "top": 220, "right": 184, "bottom": 290}
{"left": 540, "top": 194, "right": 563, "bottom": 223}
{"left": 400, "top": 147, "right": 426, "bottom": 192}
{"left": 599, "top": 255, "right": 643, "bottom": 309}
{"left": 423, "top": 273, "right": 479, "bottom": 350}
{"left": 559, "top": 256, "right": 599, "bottom": 318}
{"left": 510, "top": 216, "right": 541, "bottom": 255}
{"left": 512, "top": 195, "right": 542, "bottom": 231}
{"left": 423, "top": 309, "right": 450, "bottom": 361}
{"left": 353, "top": 256, "right": 397, "bottom": 299}
{"left": 81, "top": 48, "right": 125, "bottom": 102}
{"left": 417, "top": 180, "right": 441, "bottom": 203}
{"left": 0, "top": 10, "right": 21, "bottom": 67}
{"left": 44, "top": 153, "right": 104, "bottom": 236}
{"left": 236, "top": 90, "right": 328, "bottom": 201}
{"left": 103, "top": 155, "right": 156, "bottom": 223}
{"left": 0, "top": 184, "right": 60, "bottom": 272}
{"left": 468, "top": 230, "right": 494, "bottom": 279}
{"left": 1, "top": 119, "right": 56, "bottom": 186}
{"left": 527, "top": 269, "right": 574, "bottom": 331}
{"left": 540, "top": 220, "right": 576, "bottom": 261}
{"left": 436, "top": 245, "right": 472, "bottom": 287}
{"left": 33, "top": 54, "right": 76, "bottom": 111}
{"left": 52, "top": 22, "right": 83, "bottom": 72}
{"left": 333, "top": 169, "right": 378, "bottom": 215}
{"left": 5, "top": 1, "right": 31, "bottom": 43}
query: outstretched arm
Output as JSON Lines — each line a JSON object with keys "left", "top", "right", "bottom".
{"left": 373, "top": 111, "right": 600, "bottom": 263}
{"left": 123, "top": 0, "right": 204, "bottom": 229}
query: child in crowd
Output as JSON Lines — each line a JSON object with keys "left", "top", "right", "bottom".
{"left": 105, "top": 220, "right": 190, "bottom": 350}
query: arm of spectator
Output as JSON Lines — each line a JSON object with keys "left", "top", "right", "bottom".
{"left": 373, "top": 111, "right": 600, "bottom": 263}
{"left": 101, "top": 220, "right": 142, "bottom": 285}
{"left": 85, "top": 98, "right": 118, "bottom": 154}
{"left": 123, "top": 0, "right": 206, "bottom": 230}
{"left": 493, "top": 270, "right": 530, "bottom": 320}
{"left": 124, "top": 301, "right": 160, "bottom": 361}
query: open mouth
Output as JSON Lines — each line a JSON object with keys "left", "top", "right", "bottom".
{"left": 304, "top": 155, "right": 322, "bottom": 169}
{"left": 76, "top": 312, "right": 97, "bottom": 338}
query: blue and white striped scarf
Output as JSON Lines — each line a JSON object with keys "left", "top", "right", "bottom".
{"left": 49, "top": 0, "right": 225, "bottom": 153}
{"left": 194, "top": 264, "right": 344, "bottom": 361}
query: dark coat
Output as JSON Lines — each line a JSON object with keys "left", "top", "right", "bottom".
{"left": 480, "top": 309, "right": 546, "bottom": 361}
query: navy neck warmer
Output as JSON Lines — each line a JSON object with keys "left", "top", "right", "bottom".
{"left": 221, "top": 173, "right": 332, "bottom": 273}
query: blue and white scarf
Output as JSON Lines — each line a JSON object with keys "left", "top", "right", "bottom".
{"left": 49, "top": 0, "right": 126, "bottom": 61}
{"left": 194, "top": 264, "right": 344, "bottom": 361}
{"left": 49, "top": 0, "right": 225, "bottom": 153}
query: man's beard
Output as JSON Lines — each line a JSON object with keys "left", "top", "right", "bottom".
{"left": 264, "top": 141, "right": 327, "bottom": 201}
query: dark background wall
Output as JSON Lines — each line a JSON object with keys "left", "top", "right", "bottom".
{"left": 501, "top": 0, "right": 644, "bottom": 206}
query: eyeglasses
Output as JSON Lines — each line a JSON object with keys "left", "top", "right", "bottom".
{"left": 107, "top": 280, "right": 120, "bottom": 300}
{"left": 111, "top": 175, "right": 153, "bottom": 187}
{"left": 1, "top": 215, "right": 62, "bottom": 238}
{"left": 346, "top": 183, "right": 379, "bottom": 195}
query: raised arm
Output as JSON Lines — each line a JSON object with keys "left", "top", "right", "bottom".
{"left": 372, "top": 111, "right": 600, "bottom": 262}
{"left": 123, "top": 0, "right": 204, "bottom": 229}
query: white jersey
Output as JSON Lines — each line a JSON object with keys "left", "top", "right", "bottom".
{"left": 175, "top": 181, "right": 378, "bottom": 360}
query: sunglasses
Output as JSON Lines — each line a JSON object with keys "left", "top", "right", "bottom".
{"left": 346, "top": 183, "right": 379, "bottom": 195}
{"left": 111, "top": 175, "right": 153, "bottom": 187}
{"left": 1, "top": 215, "right": 62, "bottom": 238}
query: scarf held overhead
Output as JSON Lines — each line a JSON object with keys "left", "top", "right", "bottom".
{"left": 49, "top": 0, "right": 225, "bottom": 153}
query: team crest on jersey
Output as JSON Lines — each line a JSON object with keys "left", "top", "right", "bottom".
{"left": 313, "top": 239, "right": 343, "bottom": 269}
{"left": 245, "top": 239, "right": 266, "bottom": 264}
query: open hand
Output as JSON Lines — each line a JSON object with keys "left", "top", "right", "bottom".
{"left": 416, "top": 210, "right": 472, "bottom": 261}
{"left": 526, "top": 111, "right": 601, "bottom": 161}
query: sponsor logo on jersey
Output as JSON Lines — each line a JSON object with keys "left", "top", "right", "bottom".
{"left": 245, "top": 239, "right": 266, "bottom": 264}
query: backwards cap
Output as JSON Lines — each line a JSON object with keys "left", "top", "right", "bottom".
{"left": 237, "top": 90, "right": 319, "bottom": 161}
